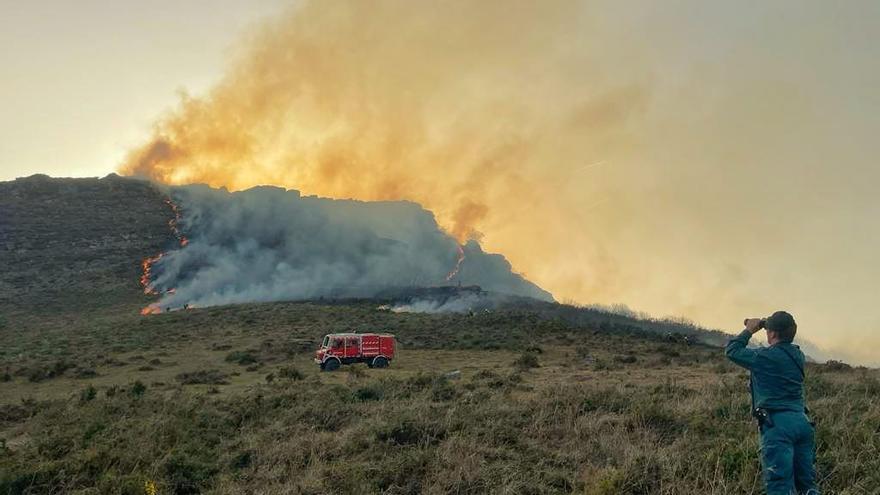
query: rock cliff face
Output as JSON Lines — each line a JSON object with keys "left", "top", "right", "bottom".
{"left": 0, "top": 174, "right": 173, "bottom": 316}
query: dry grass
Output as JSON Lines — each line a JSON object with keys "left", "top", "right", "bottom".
{"left": 1, "top": 302, "right": 878, "bottom": 494}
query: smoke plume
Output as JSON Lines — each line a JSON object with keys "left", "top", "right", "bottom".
{"left": 120, "top": 0, "right": 647, "bottom": 302}
{"left": 143, "top": 185, "right": 551, "bottom": 310}
{"left": 121, "top": 0, "right": 880, "bottom": 364}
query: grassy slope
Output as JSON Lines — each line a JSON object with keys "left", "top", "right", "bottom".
{"left": 0, "top": 176, "right": 878, "bottom": 494}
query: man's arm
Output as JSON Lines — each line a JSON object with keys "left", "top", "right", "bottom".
{"left": 725, "top": 323, "right": 760, "bottom": 369}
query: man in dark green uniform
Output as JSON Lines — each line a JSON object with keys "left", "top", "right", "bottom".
{"left": 726, "top": 311, "right": 818, "bottom": 495}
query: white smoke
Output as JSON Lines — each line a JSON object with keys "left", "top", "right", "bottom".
{"left": 144, "top": 184, "right": 552, "bottom": 310}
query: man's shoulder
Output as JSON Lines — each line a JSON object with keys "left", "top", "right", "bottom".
{"left": 757, "top": 343, "right": 805, "bottom": 366}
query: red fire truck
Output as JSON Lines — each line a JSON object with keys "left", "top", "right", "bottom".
{"left": 314, "top": 333, "right": 396, "bottom": 371}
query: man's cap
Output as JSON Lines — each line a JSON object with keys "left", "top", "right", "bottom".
{"left": 766, "top": 311, "right": 797, "bottom": 340}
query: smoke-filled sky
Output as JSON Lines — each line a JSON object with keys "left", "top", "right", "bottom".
{"left": 2, "top": 1, "right": 879, "bottom": 364}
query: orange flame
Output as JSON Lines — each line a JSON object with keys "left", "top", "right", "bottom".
{"left": 140, "top": 304, "right": 162, "bottom": 315}
{"left": 140, "top": 197, "right": 188, "bottom": 314}
{"left": 140, "top": 253, "right": 164, "bottom": 294}
{"left": 445, "top": 245, "right": 465, "bottom": 281}
{"left": 164, "top": 198, "right": 187, "bottom": 248}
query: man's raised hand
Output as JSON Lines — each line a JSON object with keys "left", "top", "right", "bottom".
{"left": 744, "top": 318, "right": 764, "bottom": 334}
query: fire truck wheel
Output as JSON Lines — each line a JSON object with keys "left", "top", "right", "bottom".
{"left": 322, "top": 359, "right": 340, "bottom": 372}
{"left": 372, "top": 357, "right": 389, "bottom": 369}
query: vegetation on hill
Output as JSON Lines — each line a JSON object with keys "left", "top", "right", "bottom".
{"left": 0, "top": 174, "right": 173, "bottom": 317}
{"left": 1, "top": 301, "right": 877, "bottom": 494}
{"left": 1, "top": 176, "right": 877, "bottom": 493}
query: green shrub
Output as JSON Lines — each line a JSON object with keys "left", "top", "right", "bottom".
{"left": 176, "top": 370, "right": 229, "bottom": 385}
{"left": 375, "top": 418, "right": 446, "bottom": 446}
{"left": 513, "top": 352, "right": 540, "bottom": 370}
{"left": 430, "top": 378, "right": 457, "bottom": 401}
{"left": 129, "top": 380, "right": 147, "bottom": 398}
{"left": 162, "top": 450, "right": 218, "bottom": 495}
{"left": 73, "top": 367, "right": 97, "bottom": 378}
{"left": 823, "top": 360, "right": 853, "bottom": 372}
{"left": 79, "top": 385, "right": 97, "bottom": 402}
{"left": 346, "top": 365, "right": 366, "bottom": 379}
{"left": 25, "top": 360, "right": 73, "bottom": 383}
{"left": 277, "top": 366, "right": 304, "bottom": 380}
{"left": 225, "top": 351, "right": 258, "bottom": 365}
{"left": 353, "top": 384, "right": 385, "bottom": 401}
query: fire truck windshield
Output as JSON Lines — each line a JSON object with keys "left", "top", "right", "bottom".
{"left": 321, "top": 336, "right": 329, "bottom": 348}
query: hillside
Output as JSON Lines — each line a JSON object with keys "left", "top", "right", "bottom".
{"left": 0, "top": 175, "right": 729, "bottom": 344}
{"left": 0, "top": 174, "right": 173, "bottom": 318}
{"left": 0, "top": 176, "right": 878, "bottom": 494}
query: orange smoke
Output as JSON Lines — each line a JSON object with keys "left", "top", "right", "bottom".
{"left": 120, "top": 0, "right": 649, "bottom": 304}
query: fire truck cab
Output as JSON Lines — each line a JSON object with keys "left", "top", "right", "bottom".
{"left": 314, "top": 333, "right": 396, "bottom": 371}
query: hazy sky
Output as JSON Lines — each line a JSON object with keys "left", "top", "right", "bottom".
{"left": 0, "top": 0, "right": 288, "bottom": 179}
{"left": 2, "top": 1, "right": 879, "bottom": 364}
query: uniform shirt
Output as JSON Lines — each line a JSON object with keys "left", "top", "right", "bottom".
{"left": 725, "top": 330, "right": 806, "bottom": 412}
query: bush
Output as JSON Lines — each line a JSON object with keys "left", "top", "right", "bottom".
{"left": 585, "top": 454, "right": 662, "bottom": 495}
{"left": 25, "top": 368, "right": 47, "bottom": 383}
{"left": 375, "top": 418, "right": 446, "bottom": 446}
{"left": 176, "top": 370, "right": 229, "bottom": 385}
{"left": 353, "top": 384, "right": 385, "bottom": 401}
{"left": 430, "top": 378, "right": 457, "bottom": 401}
{"left": 162, "top": 450, "right": 218, "bottom": 495}
{"left": 513, "top": 352, "right": 540, "bottom": 370}
{"left": 593, "top": 358, "right": 621, "bottom": 371}
{"left": 73, "top": 367, "right": 97, "bottom": 378}
{"left": 277, "top": 366, "right": 304, "bottom": 380}
{"left": 346, "top": 365, "right": 366, "bottom": 379}
{"left": 26, "top": 360, "right": 73, "bottom": 383}
{"left": 129, "top": 380, "right": 147, "bottom": 398}
{"left": 79, "top": 385, "right": 97, "bottom": 402}
{"left": 823, "top": 360, "right": 853, "bottom": 372}
{"left": 630, "top": 403, "right": 686, "bottom": 442}
{"left": 225, "top": 351, "right": 258, "bottom": 365}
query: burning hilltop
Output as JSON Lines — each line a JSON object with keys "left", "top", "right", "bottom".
{"left": 139, "top": 184, "right": 553, "bottom": 313}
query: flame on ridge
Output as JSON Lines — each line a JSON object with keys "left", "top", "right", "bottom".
{"left": 139, "top": 197, "right": 188, "bottom": 315}
{"left": 445, "top": 245, "right": 466, "bottom": 281}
